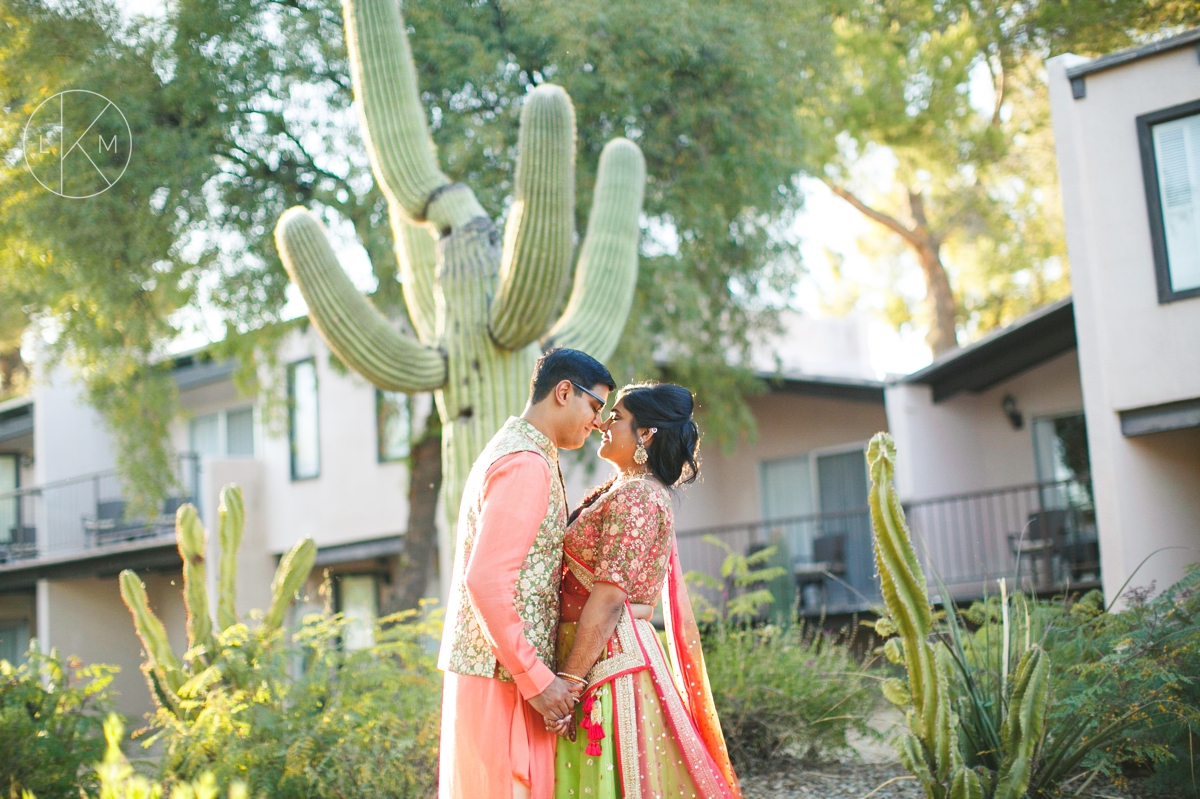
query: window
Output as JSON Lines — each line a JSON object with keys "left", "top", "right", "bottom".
{"left": 1138, "top": 99, "right": 1200, "bottom": 302}
{"left": 288, "top": 359, "right": 320, "bottom": 480}
{"left": 336, "top": 574, "right": 378, "bottom": 651}
{"left": 226, "top": 408, "right": 255, "bottom": 457}
{"left": 376, "top": 390, "right": 410, "bottom": 462}
{"left": 0, "top": 454, "right": 16, "bottom": 544}
{"left": 0, "top": 619, "right": 29, "bottom": 665}
{"left": 1033, "top": 412, "right": 1092, "bottom": 509}
{"left": 189, "top": 408, "right": 256, "bottom": 459}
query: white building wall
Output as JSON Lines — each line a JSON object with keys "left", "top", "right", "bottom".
{"left": 885, "top": 351, "right": 1085, "bottom": 501}
{"left": 1048, "top": 47, "right": 1200, "bottom": 603}
{"left": 260, "top": 327, "right": 411, "bottom": 555}
{"left": 32, "top": 365, "right": 117, "bottom": 485}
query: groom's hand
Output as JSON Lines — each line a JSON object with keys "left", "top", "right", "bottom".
{"left": 529, "top": 676, "right": 577, "bottom": 721}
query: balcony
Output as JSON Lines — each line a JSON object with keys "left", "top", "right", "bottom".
{"left": 677, "top": 476, "right": 1100, "bottom": 616}
{"left": 0, "top": 455, "right": 199, "bottom": 578}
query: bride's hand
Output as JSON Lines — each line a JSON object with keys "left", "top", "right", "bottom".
{"left": 547, "top": 713, "right": 576, "bottom": 742}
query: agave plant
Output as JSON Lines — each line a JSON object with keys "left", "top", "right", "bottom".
{"left": 119, "top": 484, "right": 316, "bottom": 720}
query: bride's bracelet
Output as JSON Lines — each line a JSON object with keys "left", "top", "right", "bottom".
{"left": 557, "top": 671, "right": 588, "bottom": 690}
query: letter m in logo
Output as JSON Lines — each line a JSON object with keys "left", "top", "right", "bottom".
{"left": 98, "top": 135, "right": 117, "bottom": 153}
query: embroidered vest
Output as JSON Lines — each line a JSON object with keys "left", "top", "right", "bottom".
{"left": 438, "top": 417, "right": 568, "bottom": 681}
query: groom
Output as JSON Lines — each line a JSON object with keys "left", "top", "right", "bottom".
{"left": 438, "top": 348, "right": 614, "bottom": 799}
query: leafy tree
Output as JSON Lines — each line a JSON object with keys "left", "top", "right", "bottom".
{"left": 808, "top": 0, "right": 1200, "bottom": 353}
{"left": 0, "top": 0, "right": 823, "bottom": 600}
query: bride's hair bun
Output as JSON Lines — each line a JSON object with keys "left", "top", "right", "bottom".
{"left": 619, "top": 382, "right": 700, "bottom": 487}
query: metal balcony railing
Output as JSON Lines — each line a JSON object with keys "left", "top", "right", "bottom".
{"left": 676, "top": 476, "right": 1098, "bottom": 615}
{"left": 0, "top": 454, "right": 200, "bottom": 565}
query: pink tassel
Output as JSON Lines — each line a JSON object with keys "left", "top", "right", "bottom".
{"left": 585, "top": 741, "right": 602, "bottom": 756}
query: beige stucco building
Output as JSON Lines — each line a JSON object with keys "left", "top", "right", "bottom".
{"left": 1048, "top": 29, "right": 1200, "bottom": 605}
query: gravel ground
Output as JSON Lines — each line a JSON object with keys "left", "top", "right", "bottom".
{"left": 741, "top": 763, "right": 923, "bottom": 799}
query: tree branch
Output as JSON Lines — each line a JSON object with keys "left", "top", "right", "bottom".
{"left": 823, "top": 180, "right": 920, "bottom": 248}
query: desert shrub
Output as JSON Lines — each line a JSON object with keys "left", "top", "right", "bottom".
{"left": 936, "top": 569, "right": 1200, "bottom": 798}
{"left": 149, "top": 607, "right": 443, "bottom": 799}
{"left": 0, "top": 645, "right": 117, "bottom": 798}
{"left": 703, "top": 622, "right": 879, "bottom": 773}
{"left": 1040, "top": 567, "right": 1200, "bottom": 795}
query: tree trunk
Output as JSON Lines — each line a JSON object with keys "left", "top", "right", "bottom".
{"left": 390, "top": 412, "right": 444, "bottom": 612}
{"left": 908, "top": 190, "right": 958, "bottom": 354}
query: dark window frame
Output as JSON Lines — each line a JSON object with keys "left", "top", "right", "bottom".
{"left": 1137, "top": 97, "right": 1200, "bottom": 304}
{"left": 287, "top": 358, "right": 321, "bottom": 481}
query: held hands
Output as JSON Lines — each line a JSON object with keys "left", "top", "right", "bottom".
{"left": 529, "top": 676, "right": 579, "bottom": 728}
{"left": 531, "top": 674, "right": 586, "bottom": 742}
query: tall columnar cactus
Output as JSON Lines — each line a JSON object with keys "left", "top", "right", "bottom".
{"left": 867, "top": 433, "right": 1050, "bottom": 799}
{"left": 119, "top": 484, "right": 317, "bottom": 719}
{"left": 273, "top": 0, "right": 646, "bottom": 528}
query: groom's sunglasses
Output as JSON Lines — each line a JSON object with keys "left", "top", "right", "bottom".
{"left": 570, "top": 382, "right": 608, "bottom": 413}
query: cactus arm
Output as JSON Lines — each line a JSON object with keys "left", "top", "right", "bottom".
{"left": 543, "top": 137, "right": 646, "bottom": 361}
{"left": 275, "top": 207, "right": 447, "bottom": 392}
{"left": 341, "top": 0, "right": 447, "bottom": 220}
{"left": 343, "top": 0, "right": 486, "bottom": 233}
{"left": 217, "top": 485, "right": 244, "bottom": 632}
{"left": 263, "top": 538, "right": 317, "bottom": 634}
{"left": 175, "top": 505, "right": 217, "bottom": 659}
{"left": 487, "top": 85, "right": 577, "bottom": 350}
{"left": 390, "top": 207, "right": 438, "bottom": 345}
{"left": 119, "top": 570, "right": 185, "bottom": 697}
{"left": 993, "top": 647, "right": 1050, "bottom": 799}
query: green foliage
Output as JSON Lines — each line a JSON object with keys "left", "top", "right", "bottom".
{"left": 1032, "top": 572, "right": 1200, "bottom": 795}
{"left": 152, "top": 608, "right": 442, "bottom": 799}
{"left": 119, "top": 485, "right": 316, "bottom": 721}
{"left": 687, "top": 535, "right": 788, "bottom": 623}
{"left": 703, "top": 622, "right": 879, "bottom": 773}
{"left": 0, "top": 646, "right": 116, "bottom": 799}
{"left": 26, "top": 714, "right": 247, "bottom": 799}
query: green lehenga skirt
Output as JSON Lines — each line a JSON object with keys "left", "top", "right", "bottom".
{"left": 553, "top": 620, "right": 734, "bottom": 799}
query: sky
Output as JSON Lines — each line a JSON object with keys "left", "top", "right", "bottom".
{"left": 115, "top": 0, "right": 959, "bottom": 378}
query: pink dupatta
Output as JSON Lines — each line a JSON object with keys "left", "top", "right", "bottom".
{"left": 661, "top": 540, "right": 743, "bottom": 798}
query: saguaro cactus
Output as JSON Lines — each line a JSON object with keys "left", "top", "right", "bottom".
{"left": 867, "top": 433, "right": 1049, "bottom": 799}
{"left": 119, "top": 484, "right": 316, "bottom": 719}
{"left": 273, "top": 0, "right": 646, "bottom": 527}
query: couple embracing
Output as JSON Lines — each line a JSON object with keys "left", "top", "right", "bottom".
{"left": 438, "top": 348, "right": 742, "bottom": 799}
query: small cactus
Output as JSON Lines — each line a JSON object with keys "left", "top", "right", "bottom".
{"left": 274, "top": 0, "right": 646, "bottom": 534}
{"left": 119, "top": 484, "right": 315, "bottom": 719}
{"left": 867, "top": 433, "right": 1049, "bottom": 799}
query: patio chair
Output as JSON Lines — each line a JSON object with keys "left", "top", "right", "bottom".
{"left": 794, "top": 533, "right": 846, "bottom": 609}
{"left": 1009, "top": 510, "right": 1068, "bottom": 589}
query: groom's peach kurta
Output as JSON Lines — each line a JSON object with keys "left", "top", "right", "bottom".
{"left": 438, "top": 449, "right": 561, "bottom": 799}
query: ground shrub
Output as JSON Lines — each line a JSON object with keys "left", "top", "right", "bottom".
{"left": 1041, "top": 567, "right": 1200, "bottom": 795}
{"left": 703, "top": 622, "right": 879, "bottom": 773}
{"left": 0, "top": 646, "right": 117, "bottom": 798}
{"left": 149, "top": 607, "right": 442, "bottom": 799}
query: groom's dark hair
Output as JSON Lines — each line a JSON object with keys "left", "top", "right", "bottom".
{"left": 529, "top": 348, "right": 615, "bottom": 404}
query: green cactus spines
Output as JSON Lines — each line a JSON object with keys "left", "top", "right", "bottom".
{"left": 119, "top": 570, "right": 185, "bottom": 696}
{"left": 175, "top": 504, "right": 216, "bottom": 658}
{"left": 119, "top": 485, "right": 317, "bottom": 719}
{"left": 490, "top": 85, "right": 577, "bottom": 350}
{"left": 868, "top": 433, "right": 1054, "bottom": 799}
{"left": 275, "top": 208, "right": 447, "bottom": 393}
{"left": 993, "top": 647, "right": 1050, "bottom": 799}
{"left": 341, "top": 0, "right": 448, "bottom": 220}
{"left": 545, "top": 138, "right": 647, "bottom": 355}
{"left": 274, "top": 0, "right": 646, "bottom": 534}
{"left": 217, "top": 485, "right": 244, "bottom": 632}
{"left": 264, "top": 538, "right": 317, "bottom": 634}
{"left": 950, "top": 769, "right": 984, "bottom": 799}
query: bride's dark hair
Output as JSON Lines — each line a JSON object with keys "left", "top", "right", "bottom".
{"left": 569, "top": 382, "right": 701, "bottom": 522}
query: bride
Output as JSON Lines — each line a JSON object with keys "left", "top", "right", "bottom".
{"left": 550, "top": 382, "right": 741, "bottom": 799}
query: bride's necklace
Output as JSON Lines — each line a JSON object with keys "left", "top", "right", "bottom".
{"left": 614, "top": 468, "right": 653, "bottom": 485}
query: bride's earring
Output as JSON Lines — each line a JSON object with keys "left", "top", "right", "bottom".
{"left": 634, "top": 436, "right": 648, "bottom": 465}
